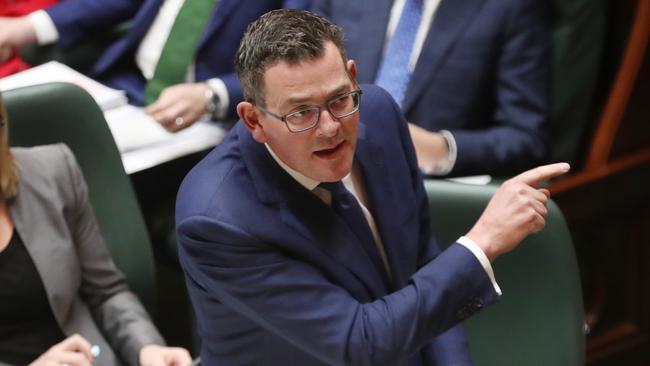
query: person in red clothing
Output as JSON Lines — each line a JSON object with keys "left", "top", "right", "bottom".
{"left": 0, "top": 0, "right": 59, "bottom": 77}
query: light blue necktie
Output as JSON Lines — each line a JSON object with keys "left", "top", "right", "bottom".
{"left": 374, "top": 0, "right": 423, "bottom": 106}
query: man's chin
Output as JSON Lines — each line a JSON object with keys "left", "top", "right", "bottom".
{"left": 315, "top": 159, "right": 354, "bottom": 182}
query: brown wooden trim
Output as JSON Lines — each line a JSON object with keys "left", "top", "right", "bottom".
{"left": 586, "top": 322, "right": 649, "bottom": 363}
{"left": 550, "top": 148, "right": 650, "bottom": 195}
{"left": 585, "top": 0, "right": 650, "bottom": 169}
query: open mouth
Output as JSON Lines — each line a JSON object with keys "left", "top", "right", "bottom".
{"left": 314, "top": 141, "right": 345, "bottom": 159}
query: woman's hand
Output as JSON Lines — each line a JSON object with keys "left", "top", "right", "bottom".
{"left": 29, "top": 334, "right": 93, "bottom": 366}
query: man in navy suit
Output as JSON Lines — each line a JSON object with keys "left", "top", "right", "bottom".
{"left": 176, "top": 9, "right": 569, "bottom": 365}
{"left": 0, "top": 0, "right": 311, "bottom": 131}
{"left": 313, "top": 0, "right": 551, "bottom": 177}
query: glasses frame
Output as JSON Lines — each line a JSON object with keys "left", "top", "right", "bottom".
{"left": 256, "top": 89, "right": 363, "bottom": 133}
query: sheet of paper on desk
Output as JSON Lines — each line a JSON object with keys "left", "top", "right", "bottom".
{"left": 0, "top": 61, "right": 127, "bottom": 110}
{"left": 103, "top": 104, "right": 172, "bottom": 152}
{"left": 104, "top": 105, "right": 227, "bottom": 174}
{"left": 120, "top": 119, "right": 227, "bottom": 174}
{"left": 446, "top": 175, "right": 492, "bottom": 185}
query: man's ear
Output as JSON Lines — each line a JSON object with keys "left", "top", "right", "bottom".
{"left": 237, "top": 101, "right": 267, "bottom": 143}
{"left": 347, "top": 59, "right": 357, "bottom": 84}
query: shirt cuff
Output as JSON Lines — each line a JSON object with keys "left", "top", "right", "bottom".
{"left": 205, "top": 78, "right": 229, "bottom": 120}
{"left": 28, "top": 10, "right": 59, "bottom": 45}
{"left": 420, "top": 129, "right": 457, "bottom": 176}
{"left": 457, "top": 236, "right": 502, "bottom": 296}
{"left": 431, "top": 129, "right": 457, "bottom": 175}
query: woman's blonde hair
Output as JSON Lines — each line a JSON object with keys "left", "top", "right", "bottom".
{"left": 0, "top": 93, "right": 18, "bottom": 201}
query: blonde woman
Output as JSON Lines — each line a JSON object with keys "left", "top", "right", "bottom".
{"left": 0, "top": 95, "right": 191, "bottom": 366}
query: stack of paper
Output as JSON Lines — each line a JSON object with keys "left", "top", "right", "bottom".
{"left": 0, "top": 61, "right": 127, "bottom": 110}
{"left": 0, "top": 61, "right": 227, "bottom": 174}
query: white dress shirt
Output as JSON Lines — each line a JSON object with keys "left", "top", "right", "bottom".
{"left": 265, "top": 144, "right": 501, "bottom": 294}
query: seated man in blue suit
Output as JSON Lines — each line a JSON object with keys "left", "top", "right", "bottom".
{"left": 313, "top": 0, "right": 551, "bottom": 177}
{"left": 0, "top": 0, "right": 311, "bottom": 132}
{"left": 176, "top": 9, "right": 570, "bottom": 365}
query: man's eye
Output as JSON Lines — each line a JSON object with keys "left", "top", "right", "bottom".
{"left": 334, "top": 95, "right": 348, "bottom": 103}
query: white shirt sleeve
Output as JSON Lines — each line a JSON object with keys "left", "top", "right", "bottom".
{"left": 419, "top": 129, "right": 458, "bottom": 176}
{"left": 456, "top": 235, "right": 502, "bottom": 295}
{"left": 28, "top": 10, "right": 59, "bottom": 45}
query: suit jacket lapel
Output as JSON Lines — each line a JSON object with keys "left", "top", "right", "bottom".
{"left": 402, "top": 0, "right": 486, "bottom": 113}
{"left": 354, "top": 125, "right": 416, "bottom": 288}
{"left": 198, "top": 0, "right": 239, "bottom": 48}
{"left": 8, "top": 174, "right": 77, "bottom": 330}
{"left": 128, "top": 0, "right": 166, "bottom": 42}
{"left": 355, "top": 0, "right": 394, "bottom": 83}
{"left": 238, "top": 126, "right": 389, "bottom": 298}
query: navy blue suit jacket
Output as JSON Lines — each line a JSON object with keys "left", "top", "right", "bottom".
{"left": 45, "top": 0, "right": 311, "bottom": 118}
{"left": 314, "top": 0, "right": 551, "bottom": 176}
{"left": 176, "top": 85, "right": 498, "bottom": 365}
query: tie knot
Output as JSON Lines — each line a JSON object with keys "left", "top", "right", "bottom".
{"left": 319, "top": 181, "right": 347, "bottom": 196}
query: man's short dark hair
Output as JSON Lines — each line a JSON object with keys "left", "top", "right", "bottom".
{"left": 235, "top": 9, "right": 348, "bottom": 106}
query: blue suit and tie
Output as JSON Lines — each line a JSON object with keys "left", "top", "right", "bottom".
{"left": 176, "top": 85, "right": 499, "bottom": 365}
{"left": 313, "top": 0, "right": 551, "bottom": 176}
{"left": 45, "top": 0, "right": 311, "bottom": 119}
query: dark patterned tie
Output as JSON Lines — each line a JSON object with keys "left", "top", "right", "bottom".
{"left": 319, "top": 181, "right": 388, "bottom": 279}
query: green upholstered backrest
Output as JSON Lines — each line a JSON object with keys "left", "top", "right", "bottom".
{"left": 425, "top": 179, "right": 585, "bottom": 366}
{"left": 550, "top": 0, "right": 606, "bottom": 165}
{"left": 5, "top": 82, "right": 156, "bottom": 311}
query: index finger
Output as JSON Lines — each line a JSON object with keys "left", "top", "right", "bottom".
{"left": 511, "top": 162, "right": 571, "bottom": 187}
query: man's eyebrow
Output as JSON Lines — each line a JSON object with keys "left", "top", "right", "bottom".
{"left": 284, "top": 83, "right": 352, "bottom": 106}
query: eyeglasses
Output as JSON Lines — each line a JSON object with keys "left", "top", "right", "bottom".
{"left": 256, "top": 89, "right": 362, "bottom": 133}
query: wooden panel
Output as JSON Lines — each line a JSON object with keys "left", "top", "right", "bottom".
{"left": 550, "top": 1, "right": 650, "bottom": 365}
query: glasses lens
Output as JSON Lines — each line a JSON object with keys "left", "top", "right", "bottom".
{"left": 328, "top": 92, "right": 359, "bottom": 118}
{"left": 286, "top": 108, "right": 319, "bottom": 131}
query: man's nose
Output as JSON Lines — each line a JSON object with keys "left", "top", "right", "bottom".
{"left": 316, "top": 109, "right": 340, "bottom": 137}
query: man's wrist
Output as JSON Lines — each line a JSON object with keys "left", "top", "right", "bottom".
{"left": 432, "top": 130, "right": 456, "bottom": 175}
{"left": 457, "top": 236, "right": 502, "bottom": 295}
{"left": 28, "top": 10, "right": 59, "bottom": 45}
{"left": 204, "top": 79, "right": 229, "bottom": 120}
{"left": 203, "top": 82, "right": 221, "bottom": 120}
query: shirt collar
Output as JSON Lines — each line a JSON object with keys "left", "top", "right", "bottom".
{"left": 265, "top": 144, "right": 320, "bottom": 191}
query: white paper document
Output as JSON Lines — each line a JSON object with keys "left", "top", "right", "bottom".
{"left": 0, "top": 61, "right": 127, "bottom": 110}
{"left": 446, "top": 175, "right": 492, "bottom": 185}
{"left": 0, "top": 61, "right": 226, "bottom": 174}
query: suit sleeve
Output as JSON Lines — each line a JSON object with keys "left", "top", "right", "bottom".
{"left": 57, "top": 144, "right": 165, "bottom": 365}
{"left": 179, "top": 218, "right": 495, "bottom": 366}
{"left": 45, "top": 0, "right": 143, "bottom": 47}
{"left": 310, "top": 0, "right": 331, "bottom": 15}
{"left": 449, "top": 0, "right": 551, "bottom": 176}
{"left": 388, "top": 86, "right": 476, "bottom": 366}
